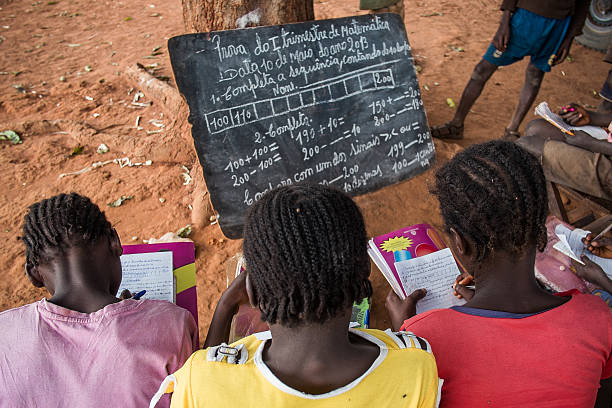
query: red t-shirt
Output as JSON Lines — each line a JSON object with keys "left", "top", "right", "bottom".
{"left": 401, "top": 291, "right": 612, "bottom": 407}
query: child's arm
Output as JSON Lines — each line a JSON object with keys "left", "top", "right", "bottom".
{"left": 571, "top": 256, "right": 612, "bottom": 294}
{"left": 554, "top": 0, "right": 589, "bottom": 65}
{"left": 385, "top": 288, "right": 427, "bottom": 331}
{"left": 493, "top": 9, "right": 512, "bottom": 51}
{"left": 564, "top": 131, "right": 612, "bottom": 156}
{"left": 203, "top": 271, "right": 249, "bottom": 348}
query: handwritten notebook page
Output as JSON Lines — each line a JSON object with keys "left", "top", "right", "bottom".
{"left": 395, "top": 248, "right": 465, "bottom": 314}
{"left": 119, "top": 251, "right": 174, "bottom": 302}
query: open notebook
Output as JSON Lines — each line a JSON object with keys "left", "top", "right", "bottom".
{"left": 368, "top": 224, "right": 466, "bottom": 314}
{"left": 120, "top": 242, "right": 199, "bottom": 336}
{"left": 535, "top": 102, "right": 608, "bottom": 140}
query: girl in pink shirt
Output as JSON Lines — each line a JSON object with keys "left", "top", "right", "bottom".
{"left": 0, "top": 193, "right": 197, "bottom": 407}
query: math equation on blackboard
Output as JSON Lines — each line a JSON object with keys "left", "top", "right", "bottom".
{"left": 170, "top": 13, "right": 434, "bottom": 238}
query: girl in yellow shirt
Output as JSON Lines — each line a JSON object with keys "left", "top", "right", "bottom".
{"left": 151, "top": 184, "right": 440, "bottom": 408}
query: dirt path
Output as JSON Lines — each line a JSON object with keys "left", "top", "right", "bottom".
{"left": 1, "top": 0, "right": 608, "bottom": 341}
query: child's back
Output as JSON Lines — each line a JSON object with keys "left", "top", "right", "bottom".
{"left": 165, "top": 328, "right": 437, "bottom": 408}
{"left": 152, "top": 185, "right": 440, "bottom": 408}
{"left": 386, "top": 141, "right": 612, "bottom": 407}
{"left": 0, "top": 298, "right": 196, "bottom": 407}
{"left": 0, "top": 193, "right": 197, "bottom": 407}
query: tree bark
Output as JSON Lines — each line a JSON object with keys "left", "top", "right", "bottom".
{"left": 369, "top": 1, "right": 404, "bottom": 20}
{"left": 182, "top": 0, "right": 314, "bottom": 33}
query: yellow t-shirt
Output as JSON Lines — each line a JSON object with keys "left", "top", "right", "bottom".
{"left": 150, "top": 329, "right": 439, "bottom": 408}
{"left": 150, "top": 328, "right": 440, "bottom": 408}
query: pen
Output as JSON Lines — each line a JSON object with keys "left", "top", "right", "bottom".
{"left": 132, "top": 290, "right": 147, "bottom": 300}
{"left": 593, "top": 222, "right": 612, "bottom": 242}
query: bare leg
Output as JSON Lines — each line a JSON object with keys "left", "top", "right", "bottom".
{"left": 516, "top": 118, "right": 565, "bottom": 158}
{"left": 432, "top": 59, "right": 497, "bottom": 139}
{"left": 597, "top": 69, "right": 612, "bottom": 113}
{"left": 450, "top": 59, "right": 498, "bottom": 127}
{"left": 506, "top": 62, "right": 545, "bottom": 133}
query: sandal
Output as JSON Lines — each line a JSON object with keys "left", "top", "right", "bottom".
{"left": 502, "top": 128, "right": 521, "bottom": 142}
{"left": 430, "top": 122, "right": 464, "bottom": 140}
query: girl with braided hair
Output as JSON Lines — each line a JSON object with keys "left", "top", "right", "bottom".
{"left": 386, "top": 141, "right": 612, "bottom": 407}
{"left": 152, "top": 184, "right": 440, "bottom": 408}
{"left": 0, "top": 192, "right": 197, "bottom": 408}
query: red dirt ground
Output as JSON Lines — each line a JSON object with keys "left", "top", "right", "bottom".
{"left": 1, "top": 0, "right": 608, "bottom": 342}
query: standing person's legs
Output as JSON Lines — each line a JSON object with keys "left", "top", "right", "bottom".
{"left": 505, "top": 62, "right": 545, "bottom": 139}
{"left": 431, "top": 59, "right": 498, "bottom": 139}
{"left": 599, "top": 40, "right": 612, "bottom": 113}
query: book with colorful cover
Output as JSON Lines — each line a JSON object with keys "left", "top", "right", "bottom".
{"left": 368, "top": 223, "right": 448, "bottom": 298}
{"left": 121, "top": 242, "right": 199, "bottom": 336}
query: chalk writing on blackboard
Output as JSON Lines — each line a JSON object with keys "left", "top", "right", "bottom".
{"left": 169, "top": 14, "right": 434, "bottom": 238}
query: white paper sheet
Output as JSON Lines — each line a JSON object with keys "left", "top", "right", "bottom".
{"left": 535, "top": 102, "right": 609, "bottom": 140}
{"left": 553, "top": 234, "right": 584, "bottom": 265}
{"left": 394, "top": 248, "right": 465, "bottom": 314}
{"left": 554, "top": 224, "right": 612, "bottom": 277}
{"left": 118, "top": 251, "right": 174, "bottom": 302}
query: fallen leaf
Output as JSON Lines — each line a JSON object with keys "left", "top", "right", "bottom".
{"left": 108, "top": 195, "right": 134, "bottom": 207}
{"left": 177, "top": 225, "right": 192, "bottom": 238}
{"left": 70, "top": 145, "right": 84, "bottom": 156}
{"left": 420, "top": 11, "right": 442, "bottom": 17}
{"left": 0, "top": 130, "right": 22, "bottom": 144}
{"left": 446, "top": 98, "right": 456, "bottom": 108}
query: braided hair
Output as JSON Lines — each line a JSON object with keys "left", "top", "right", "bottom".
{"left": 243, "top": 184, "right": 372, "bottom": 328}
{"left": 433, "top": 141, "right": 548, "bottom": 261}
{"left": 22, "top": 193, "right": 114, "bottom": 267}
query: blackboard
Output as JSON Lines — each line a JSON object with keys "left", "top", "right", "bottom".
{"left": 169, "top": 13, "right": 434, "bottom": 239}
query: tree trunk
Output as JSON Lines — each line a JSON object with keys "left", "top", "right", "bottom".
{"left": 368, "top": 1, "right": 404, "bottom": 20}
{"left": 181, "top": 0, "right": 314, "bottom": 228}
{"left": 182, "top": 0, "right": 314, "bottom": 33}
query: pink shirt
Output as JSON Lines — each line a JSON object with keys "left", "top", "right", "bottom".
{"left": 0, "top": 298, "right": 197, "bottom": 407}
{"left": 401, "top": 291, "right": 612, "bottom": 407}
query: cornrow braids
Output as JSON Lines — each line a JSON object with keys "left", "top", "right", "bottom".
{"left": 243, "top": 184, "right": 372, "bottom": 328}
{"left": 22, "top": 193, "right": 114, "bottom": 266}
{"left": 433, "top": 141, "right": 548, "bottom": 262}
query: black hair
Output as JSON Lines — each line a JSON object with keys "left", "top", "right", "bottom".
{"left": 433, "top": 140, "right": 548, "bottom": 261}
{"left": 242, "top": 184, "right": 372, "bottom": 328}
{"left": 22, "top": 193, "right": 115, "bottom": 266}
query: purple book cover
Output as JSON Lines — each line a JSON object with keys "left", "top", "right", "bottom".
{"left": 371, "top": 223, "right": 446, "bottom": 296}
{"left": 122, "top": 242, "right": 199, "bottom": 335}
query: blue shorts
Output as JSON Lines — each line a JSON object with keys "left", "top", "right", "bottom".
{"left": 483, "top": 8, "right": 571, "bottom": 73}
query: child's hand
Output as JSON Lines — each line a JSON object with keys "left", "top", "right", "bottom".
{"left": 559, "top": 103, "right": 590, "bottom": 126}
{"left": 571, "top": 256, "right": 607, "bottom": 286}
{"left": 492, "top": 14, "right": 511, "bottom": 51}
{"left": 385, "top": 288, "right": 427, "bottom": 331}
{"left": 119, "top": 289, "right": 132, "bottom": 299}
{"left": 552, "top": 36, "right": 573, "bottom": 66}
{"left": 583, "top": 234, "right": 612, "bottom": 259}
{"left": 453, "top": 274, "right": 475, "bottom": 300}
{"left": 219, "top": 270, "right": 249, "bottom": 311}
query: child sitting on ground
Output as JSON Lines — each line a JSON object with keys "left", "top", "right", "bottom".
{"left": 386, "top": 141, "right": 612, "bottom": 407}
{"left": 0, "top": 193, "right": 197, "bottom": 408}
{"left": 150, "top": 184, "right": 440, "bottom": 408}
